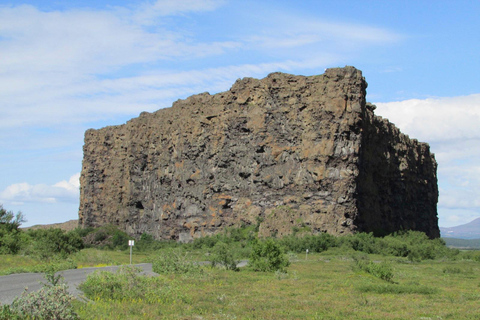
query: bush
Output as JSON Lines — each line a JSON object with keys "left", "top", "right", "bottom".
{"left": 280, "top": 233, "right": 337, "bottom": 253}
{"left": 339, "top": 233, "right": 379, "bottom": 254}
{"left": 80, "top": 225, "right": 130, "bottom": 250}
{"left": 0, "top": 205, "right": 27, "bottom": 254}
{"left": 249, "top": 238, "right": 290, "bottom": 272}
{"left": 152, "top": 248, "right": 203, "bottom": 275}
{"left": 11, "top": 284, "right": 78, "bottom": 320}
{"left": 0, "top": 229, "right": 29, "bottom": 255}
{"left": 459, "top": 250, "right": 480, "bottom": 262}
{"left": 209, "top": 242, "right": 239, "bottom": 271}
{"left": 26, "top": 228, "right": 84, "bottom": 260}
{"left": 192, "top": 225, "right": 256, "bottom": 250}
{"left": 0, "top": 304, "right": 25, "bottom": 320}
{"left": 0, "top": 204, "right": 26, "bottom": 231}
{"left": 352, "top": 255, "right": 394, "bottom": 282}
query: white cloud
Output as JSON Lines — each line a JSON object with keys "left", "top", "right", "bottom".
{"left": 0, "top": 2, "right": 241, "bottom": 135}
{"left": 0, "top": 173, "right": 80, "bottom": 205}
{"left": 374, "top": 94, "right": 480, "bottom": 143}
{"left": 374, "top": 95, "right": 480, "bottom": 227}
{"left": 133, "top": 0, "right": 225, "bottom": 24}
{"left": 244, "top": 12, "right": 402, "bottom": 57}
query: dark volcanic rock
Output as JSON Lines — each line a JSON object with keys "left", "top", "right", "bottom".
{"left": 79, "top": 67, "right": 439, "bottom": 241}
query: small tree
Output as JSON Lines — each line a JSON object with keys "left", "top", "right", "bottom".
{"left": 0, "top": 204, "right": 26, "bottom": 232}
{"left": 249, "top": 238, "right": 290, "bottom": 272}
{"left": 0, "top": 204, "right": 27, "bottom": 254}
{"left": 27, "top": 228, "right": 83, "bottom": 260}
{"left": 210, "top": 241, "right": 239, "bottom": 271}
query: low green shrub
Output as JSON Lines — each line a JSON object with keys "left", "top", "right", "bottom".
{"left": 11, "top": 284, "right": 78, "bottom": 320}
{"left": 249, "top": 238, "right": 290, "bottom": 272}
{"left": 280, "top": 232, "right": 337, "bottom": 253}
{"left": 459, "top": 250, "right": 480, "bottom": 262}
{"left": 353, "top": 255, "right": 394, "bottom": 282}
{"left": 443, "top": 266, "right": 462, "bottom": 274}
{"left": 209, "top": 241, "right": 239, "bottom": 271}
{"left": 26, "top": 228, "right": 84, "bottom": 260}
{"left": 152, "top": 248, "right": 203, "bottom": 275}
{"left": 192, "top": 225, "right": 256, "bottom": 250}
{"left": 0, "top": 304, "right": 25, "bottom": 320}
{"left": 339, "top": 233, "right": 379, "bottom": 254}
{"left": 357, "top": 283, "right": 437, "bottom": 295}
{"left": 0, "top": 205, "right": 28, "bottom": 255}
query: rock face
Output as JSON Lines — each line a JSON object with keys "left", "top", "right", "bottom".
{"left": 79, "top": 67, "right": 440, "bottom": 241}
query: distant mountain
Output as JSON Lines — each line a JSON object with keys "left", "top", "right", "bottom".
{"left": 440, "top": 218, "right": 480, "bottom": 239}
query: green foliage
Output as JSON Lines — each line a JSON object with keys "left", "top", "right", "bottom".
{"left": 11, "top": 284, "right": 78, "bottom": 320}
{"left": 71, "top": 226, "right": 94, "bottom": 238}
{"left": 152, "top": 248, "right": 203, "bottom": 275}
{"left": 353, "top": 255, "right": 394, "bottom": 282}
{"left": 0, "top": 304, "right": 25, "bottom": 320}
{"left": 0, "top": 204, "right": 27, "bottom": 254}
{"left": 26, "top": 228, "right": 84, "bottom": 260}
{"left": 0, "top": 229, "right": 28, "bottom": 255}
{"left": 133, "top": 232, "right": 179, "bottom": 252}
{"left": 442, "top": 266, "right": 462, "bottom": 274}
{"left": 339, "top": 232, "right": 379, "bottom": 254}
{"left": 79, "top": 265, "right": 184, "bottom": 304}
{"left": 79, "top": 224, "right": 130, "bottom": 250}
{"left": 42, "top": 264, "right": 66, "bottom": 287}
{"left": 458, "top": 250, "right": 480, "bottom": 262}
{"left": 383, "top": 231, "right": 452, "bottom": 261}
{"left": 111, "top": 229, "right": 129, "bottom": 250}
{"left": 280, "top": 232, "right": 337, "bottom": 253}
{"left": 249, "top": 238, "right": 290, "bottom": 272}
{"left": 209, "top": 241, "right": 239, "bottom": 271}
{"left": 0, "top": 204, "right": 26, "bottom": 231}
{"left": 357, "top": 283, "right": 437, "bottom": 295}
{"left": 193, "top": 225, "right": 256, "bottom": 250}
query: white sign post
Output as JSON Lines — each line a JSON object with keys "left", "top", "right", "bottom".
{"left": 128, "top": 240, "right": 135, "bottom": 265}
{"left": 306, "top": 249, "right": 309, "bottom": 260}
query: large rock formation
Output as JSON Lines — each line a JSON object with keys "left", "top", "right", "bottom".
{"left": 79, "top": 67, "right": 440, "bottom": 241}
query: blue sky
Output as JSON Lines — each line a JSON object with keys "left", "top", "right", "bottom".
{"left": 1, "top": 0, "right": 479, "bottom": 228}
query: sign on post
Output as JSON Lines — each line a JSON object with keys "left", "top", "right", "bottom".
{"left": 128, "top": 240, "right": 135, "bottom": 264}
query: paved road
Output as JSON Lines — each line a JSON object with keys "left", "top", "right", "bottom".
{"left": 0, "top": 263, "right": 155, "bottom": 305}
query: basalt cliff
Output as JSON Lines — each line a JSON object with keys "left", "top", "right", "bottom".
{"left": 79, "top": 67, "right": 440, "bottom": 241}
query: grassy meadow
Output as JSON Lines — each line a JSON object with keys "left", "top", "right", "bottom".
{"left": 71, "top": 250, "right": 480, "bottom": 319}
{"left": 2, "top": 217, "right": 480, "bottom": 319}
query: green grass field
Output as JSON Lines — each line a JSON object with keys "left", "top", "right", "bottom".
{"left": 2, "top": 231, "right": 480, "bottom": 319}
{"left": 67, "top": 250, "right": 480, "bottom": 319}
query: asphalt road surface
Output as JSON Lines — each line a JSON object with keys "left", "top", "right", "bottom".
{"left": 0, "top": 263, "right": 155, "bottom": 305}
